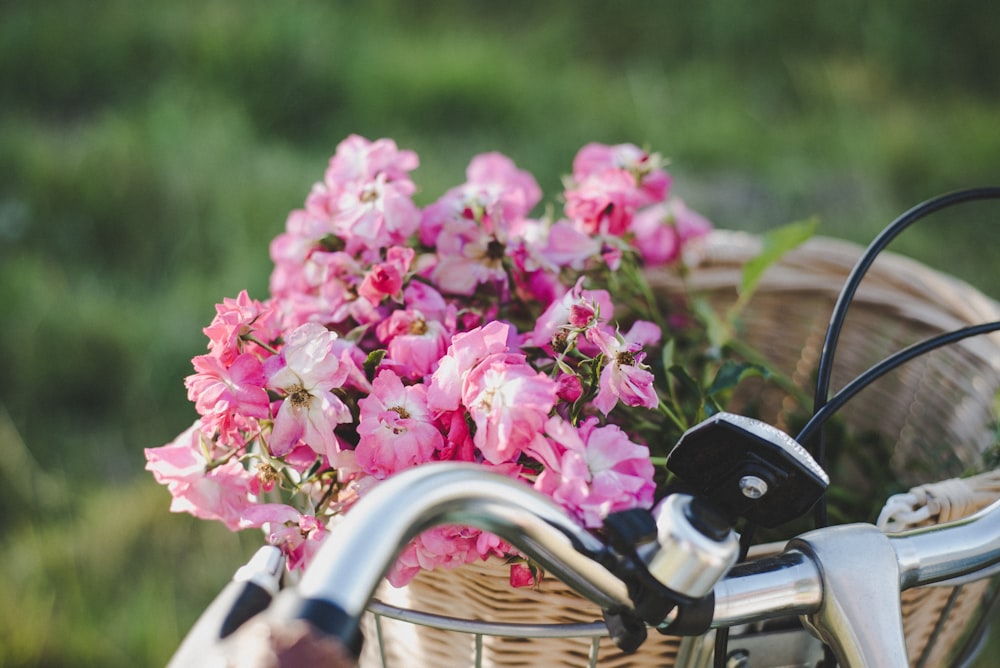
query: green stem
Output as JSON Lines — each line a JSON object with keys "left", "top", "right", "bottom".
{"left": 726, "top": 337, "right": 811, "bottom": 409}
{"left": 658, "top": 398, "right": 688, "bottom": 432}
{"left": 630, "top": 262, "right": 667, "bottom": 332}
{"left": 313, "top": 474, "right": 340, "bottom": 514}
{"left": 204, "top": 446, "right": 239, "bottom": 472}
{"left": 244, "top": 333, "right": 279, "bottom": 356}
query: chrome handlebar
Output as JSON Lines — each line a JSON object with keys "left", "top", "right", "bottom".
{"left": 182, "top": 463, "right": 1000, "bottom": 667}
{"left": 289, "top": 463, "right": 634, "bottom": 620}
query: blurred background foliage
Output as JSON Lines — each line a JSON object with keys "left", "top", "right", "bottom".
{"left": 1, "top": 1, "right": 998, "bottom": 665}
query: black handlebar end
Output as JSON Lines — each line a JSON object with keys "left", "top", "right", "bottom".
{"left": 269, "top": 592, "right": 365, "bottom": 659}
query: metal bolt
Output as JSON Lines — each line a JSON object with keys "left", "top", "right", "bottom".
{"left": 738, "top": 475, "right": 768, "bottom": 499}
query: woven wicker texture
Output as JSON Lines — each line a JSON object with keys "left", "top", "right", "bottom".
{"left": 647, "top": 231, "right": 1000, "bottom": 490}
{"left": 365, "top": 558, "right": 679, "bottom": 668}
{"left": 888, "top": 470, "right": 1000, "bottom": 667}
{"left": 360, "top": 231, "right": 1000, "bottom": 667}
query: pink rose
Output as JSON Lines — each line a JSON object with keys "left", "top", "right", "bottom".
{"left": 376, "top": 308, "right": 451, "bottom": 380}
{"left": 428, "top": 322, "right": 556, "bottom": 464}
{"left": 265, "top": 323, "right": 353, "bottom": 458}
{"left": 355, "top": 371, "right": 443, "bottom": 479}
{"left": 145, "top": 421, "right": 253, "bottom": 530}
{"left": 527, "top": 279, "right": 613, "bottom": 350}
{"left": 240, "top": 503, "right": 328, "bottom": 571}
{"left": 631, "top": 198, "right": 712, "bottom": 265}
{"left": 530, "top": 417, "right": 656, "bottom": 528}
{"left": 461, "top": 352, "right": 557, "bottom": 464}
{"left": 586, "top": 322, "right": 661, "bottom": 415}
{"left": 358, "top": 246, "right": 415, "bottom": 305}
{"left": 202, "top": 290, "right": 279, "bottom": 364}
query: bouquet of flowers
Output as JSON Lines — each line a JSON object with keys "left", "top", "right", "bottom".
{"left": 146, "top": 135, "right": 757, "bottom": 588}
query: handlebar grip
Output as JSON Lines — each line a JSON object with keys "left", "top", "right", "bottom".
{"left": 168, "top": 546, "right": 283, "bottom": 668}
{"left": 220, "top": 616, "right": 358, "bottom": 668}
{"left": 166, "top": 579, "right": 275, "bottom": 667}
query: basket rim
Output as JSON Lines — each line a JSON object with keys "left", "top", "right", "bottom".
{"left": 686, "top": 229, "right": 1000, "bottom": 331}
{"left": 367, "top": 598, "right": 608, "bottom": 638}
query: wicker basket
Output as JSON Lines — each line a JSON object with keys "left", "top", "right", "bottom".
{"left": 360, "top": 231, "right": 1000, "bottom": 667}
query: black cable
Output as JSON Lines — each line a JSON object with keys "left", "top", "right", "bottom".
{"left": 812, "top": 187, "right": 1000, "bottom": 415}
{"left": 797, "top": 320, "right": 1000, "bottom": 446}
{"left": 712, "top": 616, "right": 731, "bottom": 668}
{"left": 797, "top": 319, "right": 1000, "bottom": 668}
{"left": 712, "top": 523, "right": 757, "bottom": 668}
{"left": 717, "top": 189, "right": 1000, "bottom": 667}
{"left": 809, "top": 187, "right": 1000, "bottom": 527}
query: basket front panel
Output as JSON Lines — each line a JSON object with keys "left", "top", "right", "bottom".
{"left": 362, "top": 558, "right": 682, "bottom": 667}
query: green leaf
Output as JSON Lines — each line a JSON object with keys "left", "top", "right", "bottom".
{"left": 739, "top": 217, "right": 819, "bottom": 299}
{"left": 345, "top": 322, "right": 374, "bottom": 343}
{"left": 706, "top": 359, "right": 770, "bottom": 397}
{"left": 691, "top": 297, "right": 730, "bottom": 349}
{"left": 669, "top": 364, "right": 703, "bottom": 400}
{"left": 704, "top": 395, "right": 724, "bottom": 417}
{"left": 660, "top": 337, "right": 676, "bottom": 372}
{"left": 363, "top": 349, "right": 387, "bottom": 380}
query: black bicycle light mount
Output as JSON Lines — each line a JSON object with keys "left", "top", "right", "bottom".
{"left": 601, "top": 412, "right": 829, "bottom": 648}
{"left": 667, "top": 412, "right": 830, "bottom": 529}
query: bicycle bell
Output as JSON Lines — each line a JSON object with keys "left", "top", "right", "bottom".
{"left": 602, "top": 413, "right": 829, "bottom": 634}
{"left": 603, "top": 490, "right": 740, "bottom": 630}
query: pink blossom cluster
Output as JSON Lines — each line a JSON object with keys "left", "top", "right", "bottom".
{"left": 146, "top": 135, "right": 712, "bottom": 586}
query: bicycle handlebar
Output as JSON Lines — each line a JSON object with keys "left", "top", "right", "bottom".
{"left": 185, "top": 463, "right": 1000, "bottom": 667}
{"left": 290, "top": 463, "right": 634, "bottom": 621}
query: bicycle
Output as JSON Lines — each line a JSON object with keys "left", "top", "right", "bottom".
{"left": 168, "top": 189, "right": 1000, "bottom": 667}
{"left": 168, "top": 460, "right": 1000, "bottom": 667}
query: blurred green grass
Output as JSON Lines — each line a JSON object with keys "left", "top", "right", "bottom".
{"left": 2, "top": 1, "right": 999, "bottom": 665}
